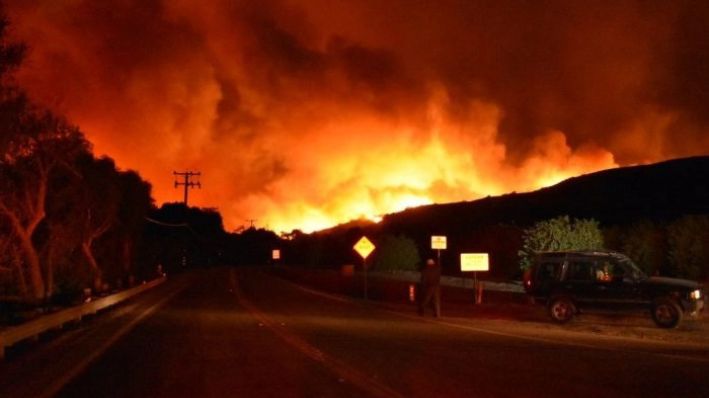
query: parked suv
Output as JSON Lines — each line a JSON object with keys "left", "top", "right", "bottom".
{"left": 523, "top": 250, "right": 704, "bottom": 328}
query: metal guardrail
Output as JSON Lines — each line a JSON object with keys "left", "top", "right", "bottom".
{"left": 0, "top": 276, "right": 166, "bottom": 359}
{"left": 366, "top": 270, "right": 525, "bottom": 293}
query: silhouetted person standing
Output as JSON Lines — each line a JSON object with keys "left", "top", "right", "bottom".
{"left": 419, "top": 258, "right": 441, "bottom": 317}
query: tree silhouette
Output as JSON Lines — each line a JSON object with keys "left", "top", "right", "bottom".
{"left": 518, "top": 216, "right": 603, "bottom": 270}
{"left": 668, "top": 215, "right": 709, "bottom": 280}
{"left": 372, "top": 234, "right": 420, "bottom": 272}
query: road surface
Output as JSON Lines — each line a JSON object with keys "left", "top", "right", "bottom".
{"left": 2, "top": 267, "right": 708, "bottom": 397}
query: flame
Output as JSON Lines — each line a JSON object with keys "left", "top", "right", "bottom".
{"left": 233, "top": 100, "right": 617, "bottom": 232}
{"left": 27, "top": 82, "right": 617, "bottom": 234}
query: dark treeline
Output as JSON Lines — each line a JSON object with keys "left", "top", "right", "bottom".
{"left": 143, "top": 203, "right": 280, "bottom": 274}
{"left": 0, "top": 8, "right": 287, "bottom": 309}
{"left": 0, "top": 12, "right": 132, "bottom": 303}
{"left": 0, "top": 8, "right": 154, "bottom": 303}
{"left": 0, "top": 10, "right": 266, "bottom": 308}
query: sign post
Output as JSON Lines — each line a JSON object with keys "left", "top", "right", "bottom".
{"left": 460, "top": 253, "right": 489, "bottom": 304}
{"left": 271, "top": 249, "right": 281, "bottom": 265}
{"left": 431, "top": 235, "right": 447, "bottom": 269}
{"left": 354, "top": 236, "right": 376, "bottom": 300}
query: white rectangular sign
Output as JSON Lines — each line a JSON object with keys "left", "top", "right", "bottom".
{"left": 272, "top": 249, "right": 281, "bottom": 260}
{"left": 460, "top": 253, "right": 489, "bottom": 271}
{"left": 431, "top": 235, "right": 447, "bottom": 250}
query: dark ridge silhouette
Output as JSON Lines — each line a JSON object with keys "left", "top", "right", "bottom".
{"left": 379, "top": 156, "right": 709, "bottom": 232}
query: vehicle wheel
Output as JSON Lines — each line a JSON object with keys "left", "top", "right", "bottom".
{"left": 651, "top": 298, "right": 683, "bottom": 329}
{"left": 548, "top": 297, "right": 575, "bottom": 323}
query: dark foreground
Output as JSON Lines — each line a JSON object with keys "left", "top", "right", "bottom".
{"left": 2, "top": 267, "right": 708, "bottom": 397}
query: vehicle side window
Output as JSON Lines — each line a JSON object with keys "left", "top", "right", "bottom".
{"left": 592, "top": 260, "right": 624, "bottom": 282}
{"left": 537, "top": 262, "right": 561, "bottom": 281}
{"left": 609, "top": 261, "right": 626, "bottom": 279}
{"left": 567, "top": 261, "right": 594, "bottom": 281}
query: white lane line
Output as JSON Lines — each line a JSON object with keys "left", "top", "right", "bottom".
{"left": 275, "top": 272, "right": 709, "bottom": 363}
{"left": 230, "top": 269, "right": 404, "bottom": 398}
{"left": 38, "top": 281, "right": 188, "bottom": 398}
{"left": 281, "top": 277, "right": 353, "bottom": 304}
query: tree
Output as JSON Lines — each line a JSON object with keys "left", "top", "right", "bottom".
{"left": 0, "top": 9, "right": 88, "bottom": 301}
{"left": 75, "top": 155, "right": 122, "bottom": 290}
{"left": 0, "top": 218, "right": 24, "bottom": 296}
{"left": 610, "top": 220, "right": 667, "bottom": 276}
{"left": 0, "top": 13, "right": 24, "bottom": 79}
{"left": 113, "top": 170, "right": 152, "bottom": 280}
{"left": 235, "top": 227, "right": 281, "bottom": 265}
{"left": 667, "top": 215, "right": 709, "bottom": 280}
{"left": 372, "top": 234, "right": 420, "bottom": 272}
{"left": 0, "top": 8, "right": 156, "bottom": 302}
{"left": 518, "top": 215, "right": 603, "bottom": 270}
{"left": 0, "top": 115, "right": 87, "bottom": 301}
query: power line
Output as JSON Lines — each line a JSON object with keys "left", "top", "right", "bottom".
{"left": 144, "top": 217, "right": 189, "bottom": 228}
{"left": 144, "top": 217, "right": 201, "bottom": 239}
{"left": 173, "top": 170, "right": 201, "bottom": 206}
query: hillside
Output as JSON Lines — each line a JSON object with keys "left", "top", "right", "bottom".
{"left": 379, "top": 156, "right": 709, "bottom": 233}
{"left": 293, "top": 156, "right": 709, "bottom": 278}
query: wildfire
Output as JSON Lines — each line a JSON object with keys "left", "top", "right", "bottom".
{"left": 231, "top": 101, "right": 617, "bottom": 233}
{"left": 11, "top": 1, "right": 705, "bottom": 234}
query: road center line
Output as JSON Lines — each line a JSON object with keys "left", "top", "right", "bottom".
{"left": 229, "top": 269, "right": 404, "bottom": 398}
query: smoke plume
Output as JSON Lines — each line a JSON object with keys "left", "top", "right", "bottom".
{"left": 6, "top": 0, "right": 709, "bottom": 231}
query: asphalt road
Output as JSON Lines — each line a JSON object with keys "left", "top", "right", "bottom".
{"left": 2, "top": 267, "right": 708, "bottom": 397}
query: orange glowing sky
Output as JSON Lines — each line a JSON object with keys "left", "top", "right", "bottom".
{"left": 5, "top": 1, "right": 709, "bottom": 232}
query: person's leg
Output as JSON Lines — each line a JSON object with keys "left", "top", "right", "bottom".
{"left": 433, "top": 286, "right": 441, "bottom": 317}
{"left": 420, "top": 286, "right": 433, "bottom": 315}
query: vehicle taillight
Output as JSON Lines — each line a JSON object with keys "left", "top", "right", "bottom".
{"left": 690, "top": 289, "right": 702, "bottom": 300}
{"left": 523, "top": 268, "right": 533, "bottom": 291}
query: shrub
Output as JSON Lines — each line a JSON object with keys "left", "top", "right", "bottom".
{"left": 373, "top": 234, "right": 420, "bottom": 272}
{"left": 667, "top": 215, "right": 709, "bottom": 280}
{"left": 607, "top": 220, "right": 667, "bottom": 276}
{"left": 519, "top": 216, "right": 603, "bottom": 270}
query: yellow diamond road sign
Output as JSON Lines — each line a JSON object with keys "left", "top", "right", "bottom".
{"left": 354, "top": 236, "right": 375, "bottom": 259}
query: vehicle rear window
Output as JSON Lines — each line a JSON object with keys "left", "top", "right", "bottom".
{"left": 536, "top": 262, "right": 562, "bottom": 281}
{"left": 567, "top": 261, "right": 594, "bottom": 281}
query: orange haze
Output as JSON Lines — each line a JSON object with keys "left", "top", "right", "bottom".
{"left": 6, "top": 1, "right": 709, "bottom": 232}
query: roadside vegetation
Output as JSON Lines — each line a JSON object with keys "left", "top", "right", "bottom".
{"left": 605, "top": 215, "right": 709, "bottom": 280}
{"left": 518, "top": 215, "right": 709, "bottom": 280}
{"left": 371, "top": 234, "right": 420, "bottom": 272}
{"left": 0, "top": 11, "right": 265, "bottom": 320}
{"left": 0, "top": 13, "right": 154, "bottom": 308}
{"left": 518, "top": 216, "right": 604, "bottom": 270}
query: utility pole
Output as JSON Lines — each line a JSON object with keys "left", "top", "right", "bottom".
{"left": 173, "top": 171, "right": 201, "bottom": 206}
{"left": 246, "top": 219, "right": 257, "bottom": 228}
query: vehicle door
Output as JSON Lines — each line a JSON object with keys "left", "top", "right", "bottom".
{"left": 563, "top": 259, "right": 597, "bottom": 309}
{"left": 533, "top": 260, "right": 564, "bottom": 298}
{"left": 590, "top": 259, "right": 641, "bottom": 312}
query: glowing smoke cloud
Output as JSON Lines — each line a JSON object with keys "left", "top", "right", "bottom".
{"left": 6, "top": 1, "right": 709, "bottom": 232}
